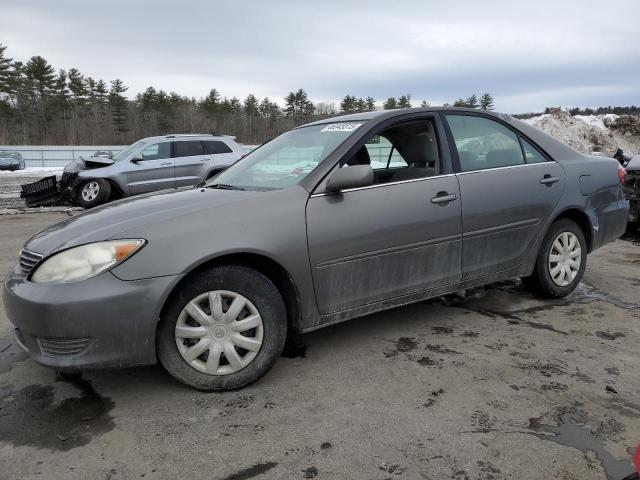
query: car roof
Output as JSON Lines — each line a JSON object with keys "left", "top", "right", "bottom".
{"left": 299, "top": 106, "right": 513, "bottom": 127}
{"left": 140, "top": 134, "right": 237, "bottom": 142}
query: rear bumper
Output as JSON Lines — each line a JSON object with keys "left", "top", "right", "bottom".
{"left": 589, "top": 198, "right": 629, "bottom": 250}
{"left": 3, "top": 271, "right": 182, "bottom": 370}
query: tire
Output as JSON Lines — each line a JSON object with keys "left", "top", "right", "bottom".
{"left": 76, "top": 179, "right": 111, "bottom": 208}
{"left": 522, "top": 219, "right": 587, "bottom": 298}
{"left": 157, "top": 265, "right": 287, "bottom": 391}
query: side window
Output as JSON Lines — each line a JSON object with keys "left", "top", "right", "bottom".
{"left": 204, "top": 140, "right": 233, "bottom": 155}
{"left": 365, "top": 136, "right": 406, "bottom": 169}
{"left": 445, "top": 115, "right": 525, "bottom": 172}
{"left": 521, "top": 138, "right": 547, "bottom": 164}
{"left": 140, "top": 142, "right": 171, "bottom": 160}
{"left": 174, "top": 141, "right": 205, "bottom": 158}
{"left": 352, "top": 119, "right": 439, "bottom": 184}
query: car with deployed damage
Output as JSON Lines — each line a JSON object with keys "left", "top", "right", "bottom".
{"left": 622, "top": 153, "right": 640, "bottom": 224}
{"left": 21, "top": 133, "right": 245, "bottom": 208}
{"left": 0, "top": 151, "right": 26, "bottom": 171}
{"left": 4, "top": 107, "right": 629, "bottom": 390}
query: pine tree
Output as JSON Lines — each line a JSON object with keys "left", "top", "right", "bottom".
{"left": 228, "top": 97, "right": 242, "bottom": 113}
{"left": 383, "top": 97, "right": 397, "bottom": 110}
{"left": 200, "top": 88, "right": 222, "bottom": 116}
{"left": 24, "top": 56, "right": 55, "bottom": 140}
{"left": 340, "top": 95, "right": 357, "bottom": 113}
{"left": 398, "top": 94, "right": 412, "bottom": 109}
{"left": 67, "top": 68, "right": 86, "bottom": 144}
{"left": 243, "top": 94, "right": 259, "bottom": 116}
{"left": 365, "top": 97, "right": 376, "bottom": 111}
{"left": 355, "top": 98, "right": 366, "bottom": 112}
{"left": 109, "top": 78, "right": 128, "bottom": 136}
{"left": 479, "top": 93, "right": 494, "bottom": 110}
{"left": 420, "top": 100, "right": 431, "bottom": 108}
{"left": 466, "top": 94, "right": 479, "bottom": 109}
{"left": 0, "top": 43, "right": 13, "bottom": 94}
{"left": 453, "top": 98, "right": 468, "bottom": 107}
{"left": 53, "top": 70, "right": 70, "bottom": 142}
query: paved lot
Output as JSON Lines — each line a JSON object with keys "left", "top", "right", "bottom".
{"left": 0, "top": 212, "right": 639, "bottom": 480}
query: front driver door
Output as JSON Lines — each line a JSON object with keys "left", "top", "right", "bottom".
{"left": 306, "top": 117, "right": 462, "bottom": 316}
{"left": 126, "top": 141, "right": 175, "bottom": 194}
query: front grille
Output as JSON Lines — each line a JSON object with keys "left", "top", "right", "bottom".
{"left": 39, "top": 337, "right": 91, "bottom": 357}
{"left": 18, "top": 248, "right": 44, "bottom": 276}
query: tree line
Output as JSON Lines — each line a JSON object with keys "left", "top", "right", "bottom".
{"left": 0, "top": 43, "right": 494, "bottom": 145}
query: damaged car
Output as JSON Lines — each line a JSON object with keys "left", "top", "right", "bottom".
{"left": 21, "top": 134, "right": 245, "bottom": 208}
{"left": 4, "top": 107, "right": 629, "bottom": 391}
{"left": 623, "top": 153, "right": 640, "bottom": 224}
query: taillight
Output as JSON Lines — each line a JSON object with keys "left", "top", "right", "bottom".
{"left": 618, "top": 164, "right": 625, "bottom": 185}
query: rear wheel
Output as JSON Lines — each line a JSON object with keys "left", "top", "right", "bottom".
{"left": 76, "top": 179, "right": 111, "bottom": 208}
{"left": 522, "top": 219, "right": 587, "bottom": 298}
{"left": 157, "top": 265, "right": 287, "bottom": 390}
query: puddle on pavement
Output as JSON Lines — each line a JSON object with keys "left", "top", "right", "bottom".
{"left": 529, "top": 410, "right": 635, "bottom": 480}
{"left": 0, "top": 338, "right": 28, "bottom": 374}
{"left": 0, "top": 372, "right": 114, "bottom": 450}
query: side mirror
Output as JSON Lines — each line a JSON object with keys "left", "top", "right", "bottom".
{"left": 326, "top": 164, "right": 374, "bottom": 192}
{"left": 131, "top": 156, "right": 143, "bottom": 164}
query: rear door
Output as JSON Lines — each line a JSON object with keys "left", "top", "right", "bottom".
{"left": 443, "top": 113, "right": 565, "bottom": 279}
{"left": 306, "top": 116, "right": 462, "bottom": 315}
{"left": 125, "top": 141, "right": 174, "bottom": 194}
{"left": 203, "top": 140, "right": 241, "bottom": 175}
{"left": 173, "top": 140, "right": 209, "bottom": 187}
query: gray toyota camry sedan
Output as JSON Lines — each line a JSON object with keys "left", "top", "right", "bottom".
{"left": 4, "top": 108, "right": 629, "bottom": 390}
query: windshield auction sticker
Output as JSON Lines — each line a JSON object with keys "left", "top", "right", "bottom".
{"left": 320, "top": 122, "right": 363, "bottom": 132}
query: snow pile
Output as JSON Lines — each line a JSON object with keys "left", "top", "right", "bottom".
{"left": 520, "top": 111, "right": 640, "bottom": 156}
{"left": 0, "top": 167, "right": 63, "bottom": 177}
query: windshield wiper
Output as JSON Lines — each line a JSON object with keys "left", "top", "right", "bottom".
{"left": 206, "top": 183, "right": 246, "bottom": 191}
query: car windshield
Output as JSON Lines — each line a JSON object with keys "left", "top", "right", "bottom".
{"left": 112, "top": 139, "right": 148, "bottom": 162}
{"left": 206, "top": 122, "right": 364, "bottom": 190}
{"left": 0, "top": 151, "right": 20, "bottom": 159}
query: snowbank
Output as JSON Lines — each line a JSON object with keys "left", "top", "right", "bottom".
{"left": 520, "top": 112, "right": 640, "bottom": 155}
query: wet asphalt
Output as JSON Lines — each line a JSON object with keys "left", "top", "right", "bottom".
{"left": 0, "top": 212, "right": 639, "bottom": 480}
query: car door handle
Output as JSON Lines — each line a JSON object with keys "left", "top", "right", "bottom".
{"left": 161, "top": 162, "right": 172, "bottom": 166}
{"left": 201, "top": 158, "right": 211, "bottom": 162}
{"left": 430, "top": 192, "right": 458, "bottom": 205}
{"left": 540, "top": 175, "right": 560, "bottom": 185}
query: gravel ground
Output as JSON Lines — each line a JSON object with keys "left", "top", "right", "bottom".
{"left": 0, "top": 213, "right": 639, "bottom": 480}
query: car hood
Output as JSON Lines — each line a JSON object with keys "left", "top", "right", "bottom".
{"left": 64, "top": 155, "right": 115, "bottom": 173}
{"left": 24, "top": 187, "right": 263, "bottom": 255}
{"left": 0, "top": 158, "right": 20, "bottom": 164}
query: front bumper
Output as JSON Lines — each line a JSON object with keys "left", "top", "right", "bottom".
{"left": 3, "top": 270, "right": 182, "bottom": 370}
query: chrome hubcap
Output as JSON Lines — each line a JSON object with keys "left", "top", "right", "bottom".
{"left": 175, "top": 290, "right": 264, "bottom": 375}
{"left": 81, "top": 181, "right": 100, "bottom": 201}
{"left": 548, "top": 232, "right": 581, "bottom": 287}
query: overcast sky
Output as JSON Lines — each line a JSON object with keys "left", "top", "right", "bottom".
{"left": 2, "top": 0, "right": 639, "bottom": 113}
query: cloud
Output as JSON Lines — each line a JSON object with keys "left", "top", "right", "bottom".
{"left": 2, "top": 0, "right": 639, "bottom": 112}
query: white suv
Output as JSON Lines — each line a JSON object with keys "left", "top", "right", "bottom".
{"left": 62, "top": 134, "right": 246, "bottom": 207}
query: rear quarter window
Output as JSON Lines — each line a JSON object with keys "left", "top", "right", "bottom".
{"left": 204, "top": 141, "right": 233, "bottom": 155}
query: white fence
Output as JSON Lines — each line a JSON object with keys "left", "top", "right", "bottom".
{"left": 0, "top": 145, "right": 126, "bottom": 168}
{"left": 1, "top": 144, "right": 395, "bottom": 169}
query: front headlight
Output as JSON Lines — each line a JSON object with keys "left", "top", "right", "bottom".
{"left": 31, "top": 239, "right": 145, "bottom": 283}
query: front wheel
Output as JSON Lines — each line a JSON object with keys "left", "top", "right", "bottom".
{"left": 76, "top": 179, "right": 111, "bottom": 208}
{"left": 522, "top": 219, "right": 587, "bottom": 298}
{"left": 157, "top": 265, "right": 287, "bottom": 390}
